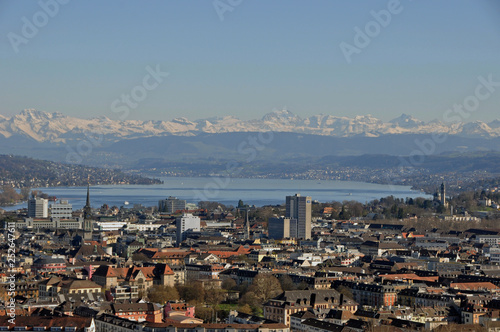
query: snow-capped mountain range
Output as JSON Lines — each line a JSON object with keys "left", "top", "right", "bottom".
{"left": 1, "top": 109, "right": 499, "bottom": 143}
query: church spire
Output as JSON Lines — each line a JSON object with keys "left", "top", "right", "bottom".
{"left": 245, "top": 208, "right": 250, "bottom": 240}
{"left": 84, "top": 179, "right": 92, "bottom": 220}
{"left": 440, "top": 182, "right": 447, "bottom": 207}
{"left": 86, "top": 183, "right": 90, "bottom": 207}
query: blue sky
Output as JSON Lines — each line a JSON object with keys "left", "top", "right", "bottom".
{"left": 0, "top": 0, "right": 499, "bottom": 122}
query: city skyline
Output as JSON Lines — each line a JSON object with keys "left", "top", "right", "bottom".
{"left": 1, "top": 1, "right": 499, "bottom": 122}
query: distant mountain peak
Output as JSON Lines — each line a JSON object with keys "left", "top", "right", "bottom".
{"left": 18, "top": 108, "right": 46, "bottom": 118}
{"left": 0, "top": 108, "right": 499, "bottom": 143}
{"left": 488, "top": 119, "right": 500, "bottom": 129}
{"left": 171, "top": 117, "right": 193, "bottom": 124}
{"left": 262, "top": 109, "right": 298, "bottom": 120}
{"left": 16, "top": 109, "right": 67, "bottom": 121}
{"left": 389, "top": 113, "right": 424, "bottom": 128}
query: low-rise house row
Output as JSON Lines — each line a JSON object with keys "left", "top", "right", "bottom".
{"left": 96, "top": 314, "right": 289, "bottom": 332}
{"left": 264, "top": 290, "right": 358, "bottom": 326}
{"left": 332, "top": 280, "right": 398, "bottom": 308}
{"left": 92, "top": 264, "right": 175, "bottom": 292}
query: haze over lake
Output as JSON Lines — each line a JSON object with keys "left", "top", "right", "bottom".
{"left": 5, "top": 177, "right": 429, "bottom": 211}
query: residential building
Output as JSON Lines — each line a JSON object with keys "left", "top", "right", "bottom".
{"left": 475, "top": 235, "right": 500, "bottom": 245}
{"left": 137, "top": 248, "right": 190, "bottom": 265}
{"left": 32, "top": 256, "right": 67, "bottom": 274}
{"left": 106, "top": 285, "right": 139, "bottom": 301}
{"left": 176, "top": 213, "right": 201, "bottom": 244}
{"left": 264, "top": 289, "right": 357, "bottom": 326}
{"left": 59, "top": 279, "right": 102, "bottom": 295}
{"left": 95, "top": 220, "right": 128, "bottom": 231}
{"left": 95, "top": 314, "right": 289, "bottom": 332}
{"left": 461, "top": 304, "right": 489, "bottom": 325}
{"left": 110, "top": 302, "right": 163, "bottom": 323}
{"left": 359, "top": 241, "right": 405, "bottom": 256}
{"left": 0, "top": 316, "right": 95, "bottom": 332}
{"left": 185, "top": 263, "right": 224, "bottom": 281}
{"left": 92, "top": 264, "right": 175, "bottom": 291}
{"left": 490, "top": 247, "right": 500, "bottom": 264}
{"left": 275, "top": 274, "right": 332, "bottom": 290}
{"left": 38, "top": 276, "right": 102, "bottom": 298}
{"left": 164, "top": 302, "right": 195, "bottom": 318}
{"left": 332, "top": 281, "right": 398, "bottom": 308}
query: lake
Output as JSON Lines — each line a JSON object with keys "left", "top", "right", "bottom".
{"left": 3, "top": 177, "right": 429, "bottom": 210}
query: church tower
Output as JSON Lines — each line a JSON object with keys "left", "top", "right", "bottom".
{"left": 84, "top": 183, "right": 92, "bottom": 220}
{"left": 83, "top": 183, "right": 93, "bottom": 239}
{"left": 245, "top": 208, "right": 250, "bottom": 240}
{"left": 440, "top": 182, "right": 448, "bottom": 207}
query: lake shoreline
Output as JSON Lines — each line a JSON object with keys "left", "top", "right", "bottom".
{"left": 1, "top": 177, "right": 430, "bottom": 211}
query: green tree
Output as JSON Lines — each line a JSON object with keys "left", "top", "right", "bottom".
{"left": 297, "top": 281, "right": 309, "bottom": 290}
{"left": 397, "top": 207, "right": 405, "bottom": 219}
{"left": 0, "top": 186, "right": 20, "bottom": 205}
{"left": 20, "top": 187, "right": 31, "bottom": 200}
{"left": 239, "top": 291, "right": 260, "bottom": 309}
{"left": 222, "top": 278, "right": 237, "bottom": 291}
{"left": 339, "top": 204, "right": 350, "bottom": 220}
{"left": 195, "top": 306, "right": 212, "bottom": 322}
{"left": 278, "top": 274, "right": 295, "bottom": 291}
{"left": 248, "top": 274, "right": 282, "bottom": 303}
{"left": 147, "top": 285, "right": 180, "bottom": 304}
{"left": 238, "top": 304, "right": 253, "bottom": 315}
{"left": 436, "top": 204, "right": 446, "bottom": 214}
{"left": 177, "top": 281, "right": 205, "bottom": 303}
{"left": 204, "top": 284, "right": 225, "bottom": 312}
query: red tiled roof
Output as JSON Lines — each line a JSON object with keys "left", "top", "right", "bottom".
{"left": 0, "top": 316, "right": 93, "bottom": 328}
{"left": 379, "top": 273, "right": 439, "bottom": 282}
{"left": 451, "top": 282, "right": 499, "bottom": 291}
{"left": 93, "top": 264, "right": 174, "bottom": 281}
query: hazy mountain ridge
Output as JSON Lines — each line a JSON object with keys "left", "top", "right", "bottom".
{"left": 1, "top": 109, "right": 500, "bottom": 143}
{"left": 0, "top": 154, "right": 162, "bottom": 189}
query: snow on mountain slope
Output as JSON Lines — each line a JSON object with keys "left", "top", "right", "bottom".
{"left": 0, "top": 109, "right": 498, "bottom": 143}
{"left": 389, "top": 113, "right": 425, "bottom": 128}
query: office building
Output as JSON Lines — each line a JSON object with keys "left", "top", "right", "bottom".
{"left": 176, "top": 213, "right": 201, "bottom": 244}
{"left": 50, "top": 200, "right": 73, "bottom": 219}
{"left": 159, "top": 196, "right": 187, "bottom": 213}
{"left": 18, "top": 217, "right": 84, "bottom": 230}
{"left": 268, "top": 217, "right": 298, "bottom": 240}
{"left": 286, "top": 194, "right": 312, "bottom": 239}
{"left": 28, "top": 196, "right": 48, "bottom": 218}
